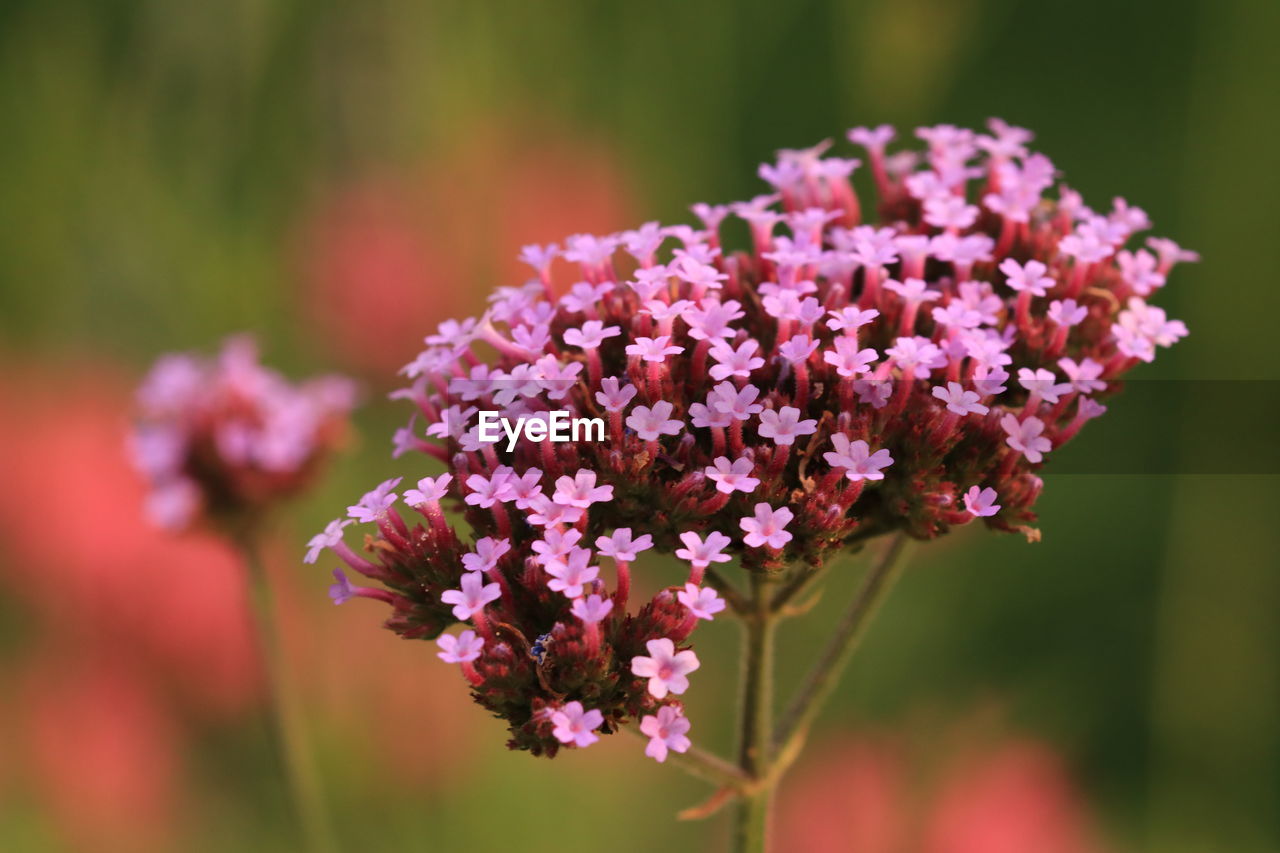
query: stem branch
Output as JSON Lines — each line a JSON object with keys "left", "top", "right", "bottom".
{"left": 238, "top": 536, "right": 337, "bottom": 853}
{"left": 770, "top": 533, "right": 911, "bottom": 770}
{"left": 732, "top": 573, "right": 777, "bottom": 853}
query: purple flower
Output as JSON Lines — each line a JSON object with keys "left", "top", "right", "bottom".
{"left": 1001, "top": 414, "right": 1052, "bottom": 463}
{"left": 550, "top": 701, "right": 604, "bottom": 748}
{"left": 631, "top": 639, "right": 700, "bottom": 699}
{"left": 571, "top": 594, "right": 614, "bottom": 625}
{"left": 595, "top": 528, "right": 654, "bottom": 562}
{"left": 675, "top": 531, "right": 733, "bottom": 571}
{"left": 464, "top": 469, "right": 516, "bottom": 508}
{"left": 684, "top": 299, "right": 746, "bottom": 341}
{"left": 403, "top": 473, "right": 452, "bottom": 506}
{"left": 321, "top": 119, "right": 1193, "bottom": 759}
{"left": 626, "top": 336, "right": 684, "bottom": 363}
{"left": 347, "top": 477, "right": 403, "bottom": 522}
{"left": 563, "top": 321, "right": 622, "bottom": 349}
{"left": 595, "top": 377, "right": 638, "bottom": 412}
{"left": 886, "top": 336, "right": 947, "bottom": 380}
{"left": 640, "top": 706, "right": 692, "bottom": 763}
{"left": 740, "top": 503, "right": 794, "bottom": 549}
{"left": 1048, "top": 299, "right": 1087, "bottom": 328}
{"left": 824, "top": 435, "right": 894, "bottom": 482}
{"left": 757, "top": 406, "right": 818, "bottom": 446}
{"left": 1058, "top": 357, "right": 1106, "bottom": 394}
{"left": 1017, "top": 368, "right": 1068, "bottom": 405}
{"left": 553, "top": 470, "right": 614, "bottom": 509}
{"left": 437, "top": 629, "right": 485, "bottom": 664}
{"left": 823, "top": 338, "right": 879, "bottom": 378}
{"left": 999, "top": 258, "right": 1054, "bottom": 296}
{"left": 328, "top": 568, "right": 356, "bottom": 605}
{"left": 826, "top": 306, "right": 880, "bottom": 334}
{"left": 544, "top": 548, "right": 600, "bottom": 598}
{"left": 705, "top": 456, "right": 761, "bottom": 494}
{"left": 709, "top": 339, "right": 766, "bottom": 380}
{"left": 931, "top": 382, "right": 989, "bottom": 417}
{"left": 708, "top": 383, "right": 763, "bottom": 422}
{"left": 440, "top": 572, "right": 502, "bottom": 620}
{"left": 462, "top": 537, "right": 512, "bottom": 574}
{"left": 677, "top": 583, "right": 727, "bottom": 621}
{"left": 963, "top": 486, "right": 1001, "bottom": 518}
{"left": 305, "top": 518, "right": 351, "bottom": 564}
{"left": 626, "top": 401, "right": 684, "bottom": 441}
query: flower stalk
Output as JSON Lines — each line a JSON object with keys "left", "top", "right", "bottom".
{"left": 239, "top": 534, "right": 337, "bottom": 853}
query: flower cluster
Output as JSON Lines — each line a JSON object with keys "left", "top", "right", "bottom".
{"left": 311, "top": 119, "right": 1192, "bottom": 759}
{"left": 130, "top": 336, "right": 356, "bottom": 530}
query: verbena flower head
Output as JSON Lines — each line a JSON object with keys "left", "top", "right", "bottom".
{"left": 130, "top": 335, "right": 356, "bottom": 531}
{"left": 312, "top": 118, "right": 1192, "bottom": 759}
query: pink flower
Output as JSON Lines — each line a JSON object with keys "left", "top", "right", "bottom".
{"left": 571, "top": 594, "right": 614, "bottom": 624}
{"left": 709, "top": 339, "right": 766, "bottom": 380}
{"left": 595, "top": 376, "right": 638, "bottom": 412}
{"left": 304, "top": 519, "right": 352, "bottom": 564}
{"left": 823, "top": 435, "right": 894, "bottom": 482}
{"left": 684, "top": 299, "right": 746, "bottom": 341}
{"left": 594, "top": 528, "right": 654, "bottom": 562}
{"left": 824, "top": 338, "right": 879, "bottom": 378}
{"left": 544, "top": 548, "right": 600, "bottom": 598}
{"left": 826, "top": 306, "right": 880, "bottom": 334}
{"left": 1017, "top": 368, "right": 1068, "bottom": 405}
{"left": 740, "top": 503, "right": 795, "bottom": 549}
{"left": 626, "top": 335, "right": 684, "bottom": 363}
{"left": 709, "top": 382, "right": 764, "bottom": 421}
{"left": 1048, "top": 299, "right": 1087, "bottom": 328}
{"left": 678, "top": 583, "right": 727, "bottom": 621}
{"left": 461, "top": 537, "right": 512, "bottom": 574}
{"left": 348, "top": 477, "right": 402, "bottom": 522}
{"left": 440, "top": 572, "right": 502, "bottom": 621}
{"left": 885, "top": 336, "right": 947, "bottom": 380}
{"left": 563, "top": 320, "right": 621, "bottom": 349}
{"left": 436, "top": 629, "right": 485, "bottom": 663}
{"left": 1001, "top": 415, "right": 1052, "bottom": 463}
{"left": 532, "top": 527, "right": 584, "bottom": 565}
{"left": 1058, "top": 358, "right": 1106, "bottom": 394}
{"left": 705, "top": 456, "right": 761, "bottom": 494}
{"left": 631, "top": 638, "right": 701, "bottom": 699}
{"left": 626, "top": 401, "right": 684, "bottom": 441}
{"left": 963, "top": 486, "right": 1001, "bottom": 517}
{"left": 884, "top": 277, "right": 939, "bottom": 305}
{"left": 758, "top": 406, "right": 819, "bottom": 446}
{"left": 525, "top": 493, "right": 584, "bottom": 528}
{"left": 403, "top": 473, "right": 452, "bottom": 506}
{"left": 464, "top": 469, "right": 514, "bottom": 508}
{"left": 550, "top": 701, "right": 604, "bottom": 748}
{"left": 931, "top": 383, "right": 989, "bottom": 417}
{"left": 675, "top": 531, "right": 733, "bottom": 571}
{"left": 552, "top": 469, "right": 614, "bottom": 509}
{"left": 999, "top": 258, "right": 1054, "bottom": 296}
{"left": 639, "top": 706, "right": 692, "bottom": 763}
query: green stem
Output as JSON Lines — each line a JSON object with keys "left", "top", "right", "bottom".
{"left": 239, "top": 536, "right": 338, "bottom": 853}
{"left": 732, "top": 573, "right": 777, "bottom": 853}
{"left": 770, "top": 533, "right": 911, "bottom": 768}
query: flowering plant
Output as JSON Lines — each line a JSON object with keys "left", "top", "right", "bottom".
{"left": 131, "top": 336, "right": 356, "bottom": 852}
{"left": 310, "top": 119, "right": 1193, "bottom": 851}
{"left": 131, "top": 335, "right": 356, "bottom": 534}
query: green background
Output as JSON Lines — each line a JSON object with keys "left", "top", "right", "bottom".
{"left": 1, "top": 0, "right": 1276, "bottom": 850}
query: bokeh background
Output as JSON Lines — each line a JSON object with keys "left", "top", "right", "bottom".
{"left": 1, "top": 0, "right": 1277, "bottom": 851}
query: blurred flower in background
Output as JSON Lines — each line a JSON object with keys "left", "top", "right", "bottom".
{"left": 298, "top": 122, "right": 634, "bottom": 377}
{"left": 0, "top": 364, "right": 257, "bottom": 850}
{"left": 129, "top": 336, "right": 357, "bottom": 532}
{"left": 777, "top": 720, "right": 1108, "bottom": 853}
